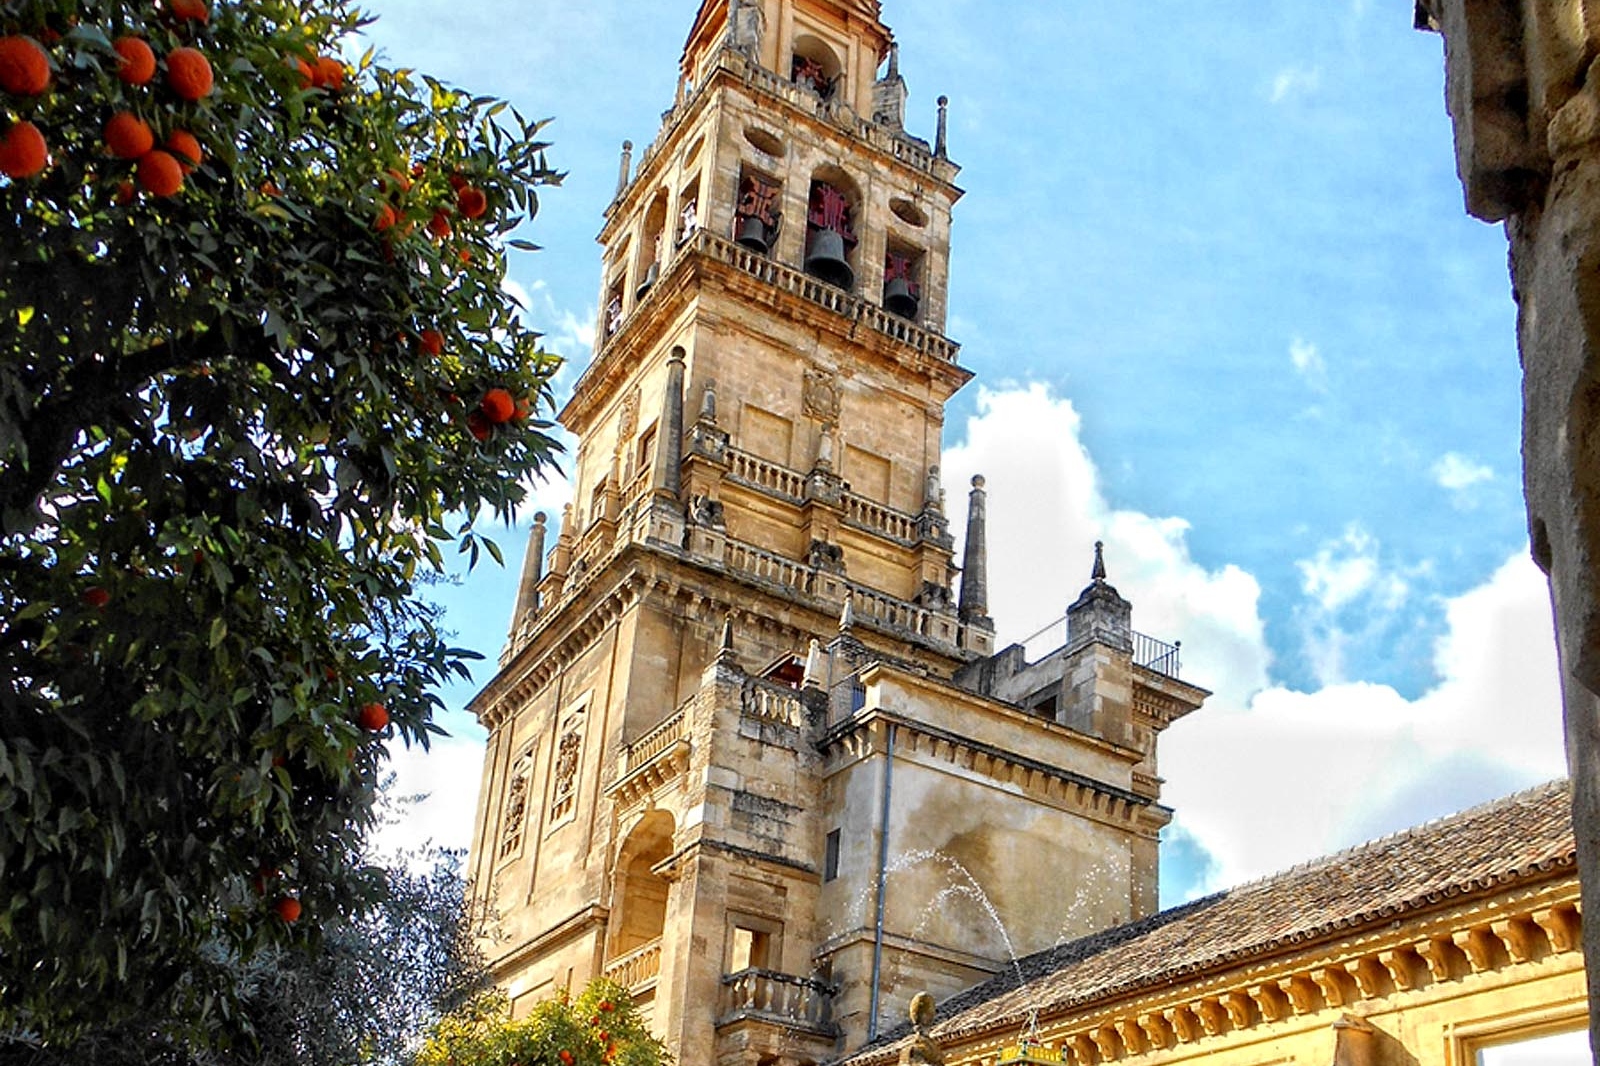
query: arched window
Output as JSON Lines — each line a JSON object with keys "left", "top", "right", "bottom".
{"left": 804, "top": 167, "right": 860, "bottom": 290}
{"left": 791, "top": 34, "right": 843, "bottom": 100}
{"left": 732, "top": 168, "right": 782, "bottom": 255}
{"left": 637, "top": 191, "right": 669, "bottom": 300}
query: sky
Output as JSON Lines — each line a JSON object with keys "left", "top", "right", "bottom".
{"left": 355, "top": 1, "right": 1570, "bottom": 908}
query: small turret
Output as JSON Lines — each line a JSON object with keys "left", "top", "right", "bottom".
{"left": 1066, "top": 541, "right": 1132, "bottom": 653}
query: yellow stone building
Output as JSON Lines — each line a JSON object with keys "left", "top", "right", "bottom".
{"left": 465, "top": 2, "right": 1589, "bottom": 1064}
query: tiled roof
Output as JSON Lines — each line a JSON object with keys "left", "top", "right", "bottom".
{"left": 846, "top": 779, "right": 1575, "bottom": 1064}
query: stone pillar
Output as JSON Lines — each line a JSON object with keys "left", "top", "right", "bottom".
{"left": 615, "top": 140, "right": 633, "bottom": 199}
{"left": 958, "top": 475, "right": 990, "bottom": 624}
{"left": 652, "top": 346, "right": 687, "bottom": 504}
{"left": 511, "top": 511, "right": 548, "bottom": 631}
{"left": 1420, "top": 3, "right": 1600, "bottom": 1051}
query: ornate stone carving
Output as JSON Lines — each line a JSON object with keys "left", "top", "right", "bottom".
{"left": 550, "top": 729, "right": 582, "bottom": 820}
{"left": 899, "top": 992, "right": 943, "bottom": 1066}
{"left": 498, "top": 751, "right": 532, "bottom": 859}
{"left": 803, "top": 367, "right": 841, "bottom": 422}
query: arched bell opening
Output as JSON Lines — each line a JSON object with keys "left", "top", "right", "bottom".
{"left": 636, "top": 191, "right": 669, "bottom": 301}
{"left": 883, "top": 245, "right": 923, "bottom": 320}
{"left": 805, "top": 168, "right": 860, "bottom": 291}
{"left": 609, "top": 809, "right": 676, "bottom": 958}
{"left": 732, "top": 167, "right": 783, "bottom": 256}
{"left": 791, "top": 34, "right": 843, "bottom": 101}
{"left": 676, "top": 171, "right": 702, "bottom": 247}
{"left": 601, "top": 240, "right": 629, "bottom": 341}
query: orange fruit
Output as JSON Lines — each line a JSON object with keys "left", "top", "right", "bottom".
{"left": 259, "top": 181, "right": 281, "bottom": 197}
{"left": 513, "top": 397, "right": 532, "bottom": 422}
{"left": 426, "top": 210, "right": 452, "bottom": 239}
{"left": 448, "top": 172, "right": 467, "bottom": 191}
{"left": 165, "top": 129, "right": 202, "bottom": 171}
{"left": 313, "top": 56, "right": 344, "bottom": 91}
{"left": 292, "top": 56, "right": 313, "bottom": 89}
{"left": 374, "top": 203, "right": 398, "bottom": 232}
{"left": 357, "top": 702, "right": 389, "bottom": 731}
{"left": 481, "top": 388, "right": 515, "bottom": 424}
{"left": 272, "top": 896, "right": 301, "bottom": 923}
{"left": 113, "top": 36, "right": 156, "bottom": 86}
{"left": 385, "top": 168, "right": 411, "bottom": 193}
{"left": 137, "top": 150, "right": 184, "bottom": 197}
{"left": 466, "top": 410, "right": 491, "bottom": 442}
{"left": 168, "top": 0, "right": 209, "bottom": 23}
{"left": 418, "top": 328, "right": 444, "bottom": 356}
{"left": 114, "top": 180, "right": 136, "bottom": 204}
{"left": 0, "top": 36, "right": 50, "bottom": 96}
{"left": 457, "top": 185, "right": 487, "bottom": 219}
{"left": 0, "top": 120, "right": 47, "bottom": 178}
{"left": 105, "top": 112, "right": 153, "bottom": 160}
{"left": 166, "top": 47, "right": 213, "bottom": 101}
{"left": 81, "top": 586, "right": 111, "bottom": 609}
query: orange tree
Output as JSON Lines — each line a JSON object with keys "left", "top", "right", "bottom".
{"left": 415, "top": 980, "right": 670, "bottom": 1066}
{"left": 0, "top": 0, "right": 561, "bottom": 1045}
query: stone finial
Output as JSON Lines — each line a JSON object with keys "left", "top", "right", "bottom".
{"left": 700, "top": 377, "right": 718, "bottom": 423}
{"left": 1067, "top": 540, "right": 1132, "bottom": 653}
{"left": 803, "top": 638, "right": 826, "bottom": 690}
{"left": 873, "top": 42, "right": 908, "bottom": 130}
{"left": 900, "top": 992, "right": 944, "bottom": 1066}
{"left": 924, "top": 464, "right": 942, "bottom": 511}
{"left": 839, "top": 589, "right": 856, "bottom": 634}
{"left": 510, "top": 511, "right": 549, "bottom": 635}
{"left": 816, "top": 423, "right": 836, "bottom": 469}
{"left": 1092, "top": 540, "right": 1107, "bottom": 582}
{"left": 934, "top": 96, "right": 950, "bottom": 159}
{"left": 615, "top": 140, "right": 633, "bottom": 197}
{"left": 717, "top": 611, "right": 738, "bottom": 666}
{"left": 958, "top": 475, "right": 990, "bottom": 624}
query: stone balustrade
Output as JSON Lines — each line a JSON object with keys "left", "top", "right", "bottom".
{"left": 742, "top": 680, "right": 805, "bottom": 728}
{"left": 621, "top": 707, "right": 688, "bottom": 775}
{"left": 602, "top": 938, "right": 663, "bottom": 994}
{"left": 726, "top": 448, "right": 807, "bottom": 500}
{"left": 717, "top": 967, "right": 837, "bottom": 1032}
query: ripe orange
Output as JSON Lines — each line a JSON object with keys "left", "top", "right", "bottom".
{"left": 81, "top": 586, "right": 110, "bottom": 609}
{"left": 384, "top": 168, "right": 412, "bottom": 193}
{"left": 137, "top": 150, "right": 184, "bottom": 197}
{"left": 374, "top": 203, "right": 398, "bottom": 232}
{"left": 356, "top": 702, "right": 389, "bottom": 731}
{"left": 168, "top": 0, "right": 210, "bottom": 23}
{"left": 418, "top": 328, "right": 444, "bottom": 356}
{"left": 114, "top": 180, "right": 136, "bottom": 204}
{"left": 272, "top": 896, "right": 301, "bottom": 923}
{"left": 448, "top": 172, "right": 467, "bottom": 191}
{"left": 0, "top": 120, "right": 47, "bottom": 178}
{"left": 481, "top": 388, "right": 515, "bottom": 424}
{"left": 165, "top": 129, "right": 202, "bottom": 172}
{"left": 559, "top": 1052, "right": 573, "bottom": 1065}
{"left": 292, "top": 56, "right": 314, "bottom": 89}
{"left": 113, "top": 36, "right": 156, "bottom": 86}
{"left": 0, "top": 36, "right": 50, "bottom": 96}
{"left": 313, "top": 56, "right": 344, "bottom": 91}
{"left": 457, "top": 185, "right": 487, "bottom": 219}
{"left": 166, "top": 47, "right": 213, "bottom": 101}
{"left": 466, "top": 410, "right": 491, "bottom": 442}
{"left": 426, "top": 210, "right": 452, "bottom": 239}
{"left": 105, "top": 112, "right": 154, "bottom": 159}
{"left": 513, "top": 397, "right": 532, "bottom": 422}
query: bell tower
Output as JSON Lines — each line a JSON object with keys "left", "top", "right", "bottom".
{"left": 467, "top": 2, "right": 1207, "bottom": 1062}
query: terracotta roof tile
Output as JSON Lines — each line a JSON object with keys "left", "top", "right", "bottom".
{"left": 846, "top": 779, "right": 1574, "bottom": 1063}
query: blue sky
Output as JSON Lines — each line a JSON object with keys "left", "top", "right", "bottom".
{"left": 358, "top": 1, "right": 1567, "bottom": 904}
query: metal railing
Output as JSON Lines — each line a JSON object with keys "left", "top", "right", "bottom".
{"left": 1132, "top": 631, "right": 1181, "bottom": 678}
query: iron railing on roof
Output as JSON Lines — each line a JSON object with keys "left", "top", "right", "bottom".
{"left": 1132, "top": 632, "right": 1181, "bottom": 678}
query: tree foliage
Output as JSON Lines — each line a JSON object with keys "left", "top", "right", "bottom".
{"left": 1, "top": 845, "right": 493, "bottom": 1065}
{"left": 415, "top": 980, "right": 671, "bottom": 1066}
{"left": 0, "top": 0, "right": 561, "bottom": 1042}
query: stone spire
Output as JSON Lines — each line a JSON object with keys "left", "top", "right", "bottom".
{"left": 839, "top": 588, "right": 856, "bottom": 634}
{"left": 717, "top": 611, "right": 738, "bottom": 667}
{"left": 511, "top": 511, "right": 549, "bottom": 631}
{"left": 958, "top": 475, "right": 990, "bottom": 624}
{"left": 873, "top": 42, "right": 908, "bottom": 129}
{"left": 802, "top": 638, "right": 826, "bottom": 690}
{"left": 934, "top": 95, "right": 949, "bottom": 159}
{"left": 652, "top": 347, "right": 687, "bottom": 503}
{"left": 615, "top": 140, "right": 633, "bottom": 197}
{"left": 1067, "top": 540, "right": 1132, "bottom": 652}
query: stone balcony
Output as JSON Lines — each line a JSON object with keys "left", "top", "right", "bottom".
{"left": 717, "top": 967, "right": 838, "bottom": 1034}
{"left": 602, "top": 937, "right": 663, "bottom": 997}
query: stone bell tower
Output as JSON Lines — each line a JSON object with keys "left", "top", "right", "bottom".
{"left": 465, "top": 2, "right": 1208, "bottom": 1062}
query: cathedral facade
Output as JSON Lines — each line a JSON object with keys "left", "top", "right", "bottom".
{"left": 464, "top": 2, "right": 1208, "bottom": 1062}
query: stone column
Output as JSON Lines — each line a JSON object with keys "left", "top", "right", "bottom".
{"left": 652, "top": 346, "right": 687, "bottom": 504}
{"left": 958, "top": 475, "right": 989, "bottom": 624}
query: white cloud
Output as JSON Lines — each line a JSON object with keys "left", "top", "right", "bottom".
{"left": 1270, "top": 66, "right": 1321, "bottom": 104}
{"left": 938, "top": 383, "right": 1563, "bottom": 897}
{"left": 373, "top": 734, "right": 490, "bottom": 859}
{"left": 1289, "top": 336, "right": 1327, "bottom": 389}
{"left": 1292, "top": 524, "right": 1412, "bottom": 686}
{"left": 1432, "top": 451, "right": 1494, "bottom": 491}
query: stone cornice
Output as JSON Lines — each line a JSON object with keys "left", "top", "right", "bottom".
{"left": 820, "top": 707, "right": 1155, "bottom": 834}
{"left": 488, "top": 902, "right": 610, "bottom": 978}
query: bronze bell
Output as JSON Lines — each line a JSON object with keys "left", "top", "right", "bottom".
{"left": 734, "top": 215, "right": 770, "bottom": 253}
{"left": 635, "top": 261, "right": 659, "bottom": 301}
{"left": 805, "top": 228, "right": 854, "bottom": 289}
{"left": 884, "top": 276, "right": 919, "bottom": 319}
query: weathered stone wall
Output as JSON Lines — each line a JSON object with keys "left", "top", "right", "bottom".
{"left": 1419, "top": 0, "right": 1600, "bottom": 1053}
